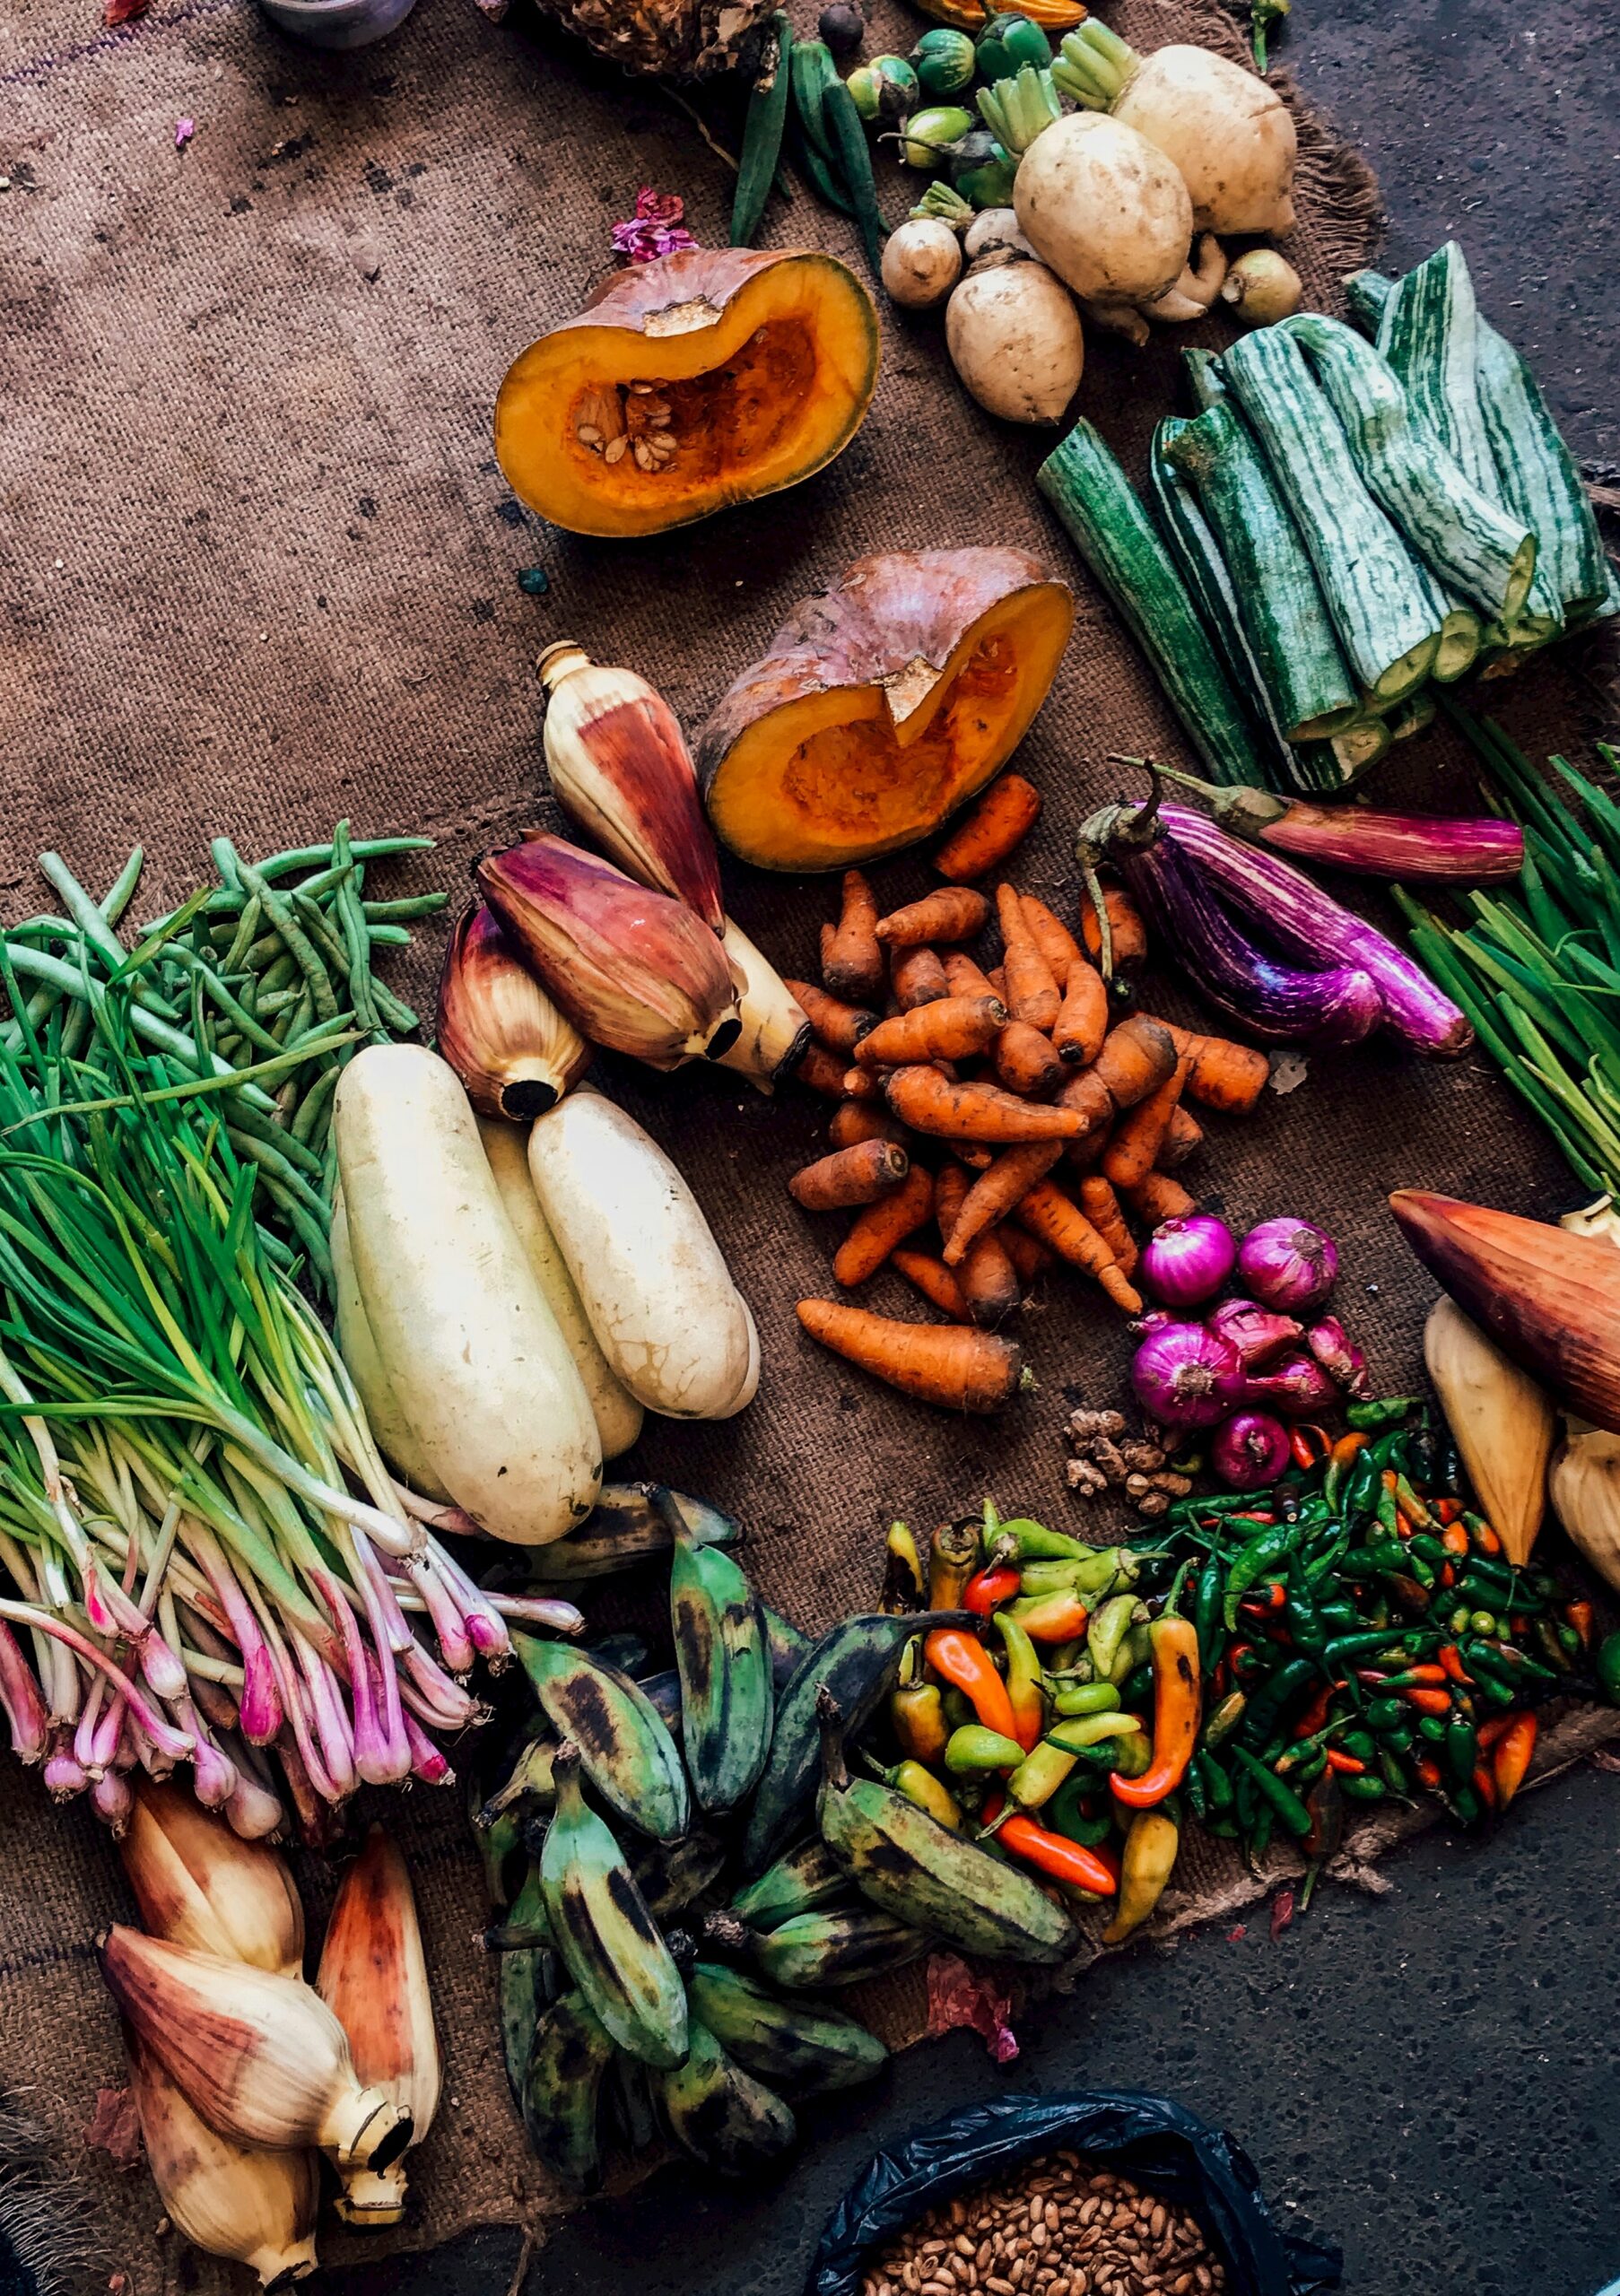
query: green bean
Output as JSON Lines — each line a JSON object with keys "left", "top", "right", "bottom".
{"left": 211, "top": 838, "right": 243, "bottom": 891}
{"left": 362, "top": 893, "right": 448, "bottom": 922}
{"left": 0, "top": 944, "right": 276, "bottom": 1108}
{"left": 289, "top": 1064, "right": 341, "bottom": 1148}
{"left": 168, "top": 951, "right": 284, "bottom": 1059}
{"left": 222, "top": 894, "right": 265, "bottom": 978}
{"left": 224, "top": 848, "right": 339, "bottom": 1023}
{"left": 254, "top": 835, "right": 433, "bottom": 883}
{"left": 101, "top": 848, "right": 145, "bottom": 928}
{"left": 251, "top": 1170, "right": 334, "bottom": 1284}
{"left": 288, "top": 893, "right": 416, "bottom": 1031}
{"left": 274, "top": 987, "right": 315, "bottom": 1048}
{"left": 37, "top": 853, "right": 146, "bottom": 985}
{"left": 330, "top": 824, "right": 379, "bottom": 1038}
{"left": 0, "top": 1029, "right": 361, "bottom": 1132}
{"left": 228, "top": 1110, "right": 328, "bottom": 1188}
{"left": 364, "top": 923, "right": 411, "bottom": 948}
{"left": 257, "top": 952, "right": 300, "bottom": 1002}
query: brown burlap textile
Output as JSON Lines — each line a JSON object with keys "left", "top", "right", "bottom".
{"left": 2, "top": 0, "right": 1616, "bottom": 2285}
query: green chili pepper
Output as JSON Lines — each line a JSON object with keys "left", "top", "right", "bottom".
{"left": 732, "top": 13, "right": 794, "bottom": 246}
{"left": 1340, "top": 1772, "right": 1389, "bottom": 1802}
{"left": 1193, "top": 1558, "right": 1224, "bottom": 1670}
{"left": 1045, "top": 1774, "right": 1113, "bottom": 1845}
{"left": 1346, "top": 1397, "right": 1420, "bottom": 1431}
{"left": 1362, "top": 1698, "right": 1406, "bottom": 1734}
{"left": 945, "top": 1724, "right": 1024, "bottom": 1773}
{"left": 1417, "top": 1713, "right": 1448, "bottom": 1744}
{"left": 1086, "top": 1593, "right": 1140, "bottom": 1681}
{"left": 1450, "top": 1784, "right": 1483, "bottom": 1826}
{"left": 1238, "top": 1657, "right": 1318, "bottom": 1748}
{"left": 1223, "top": 1528, "right": 1293, "bottom": 1630}
{"left": 1193, "top": 1750, "right": 1233, "bottom": 1812}
{"left": 1230, "top": 1748, "right": 1313, "bottom": 1839}
{"left": 1597, "top": 1631, "right": 1620, "bottom": 1704}
{"left": 1248, "top": 1801, "right": 1275, "bottom": 1862}
{"left": 1337, "top": 1449, "right": 1382, "bottom": 1521}
{"left": 1118, "top": 1661, "right": 1154, "bottom": 1711}
{"left": 1534, "top": 1617, "right": 1575, "bottom": 1673}
{"left": 1201, "top": 1690, "right": 1246, "bottom": 1747}
{"left": 1052, "top": 1681, "right": 1121, "bottom": 1717}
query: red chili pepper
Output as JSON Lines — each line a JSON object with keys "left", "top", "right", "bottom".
{"left": 1440, "top": 1519, "right": 1468, "bottom": 1556}
{"left": 1435, "top": 1498, "right": 1463, "bottom": 1526}
{"left": 1476, "top": 1715, "right": 1514, "bottom": 1752}
{"left": 1289, "top": 1424, "right": 1329, "bottom": 1470}
{"left": 1324, "top": 1748, "right": 1365, "bottom": 1775}
{"left": 1564, "top": 1599, "right": 1594, "bottom": 1649}
{"left": 1292, "top": 1683, "right": 1332, "bottom": 1740}
{"left": 1402, "top": 1687, "right": 1453, "bottom": 1717}
{"left": 1229, "top": 1643, "right": 1259, "bottom": 1679}
{"left": 998, "top": 1811, "right": 1119, "bottom": 1896}
{"left": 1438, "top": 1645, "right": 1472, "bottom": 1686}
{"left": 962, "top": 1564, "right": 1020, "bottom": 1615}
{"left": 1394, "top": 1510, "right": 1413, "bottom": 1542}
{"left": 1492, "top": 1711, "right": 1537, "bottom": 1807}
{"left": 1438, "top": 1563, "right": 1457, "bottom": 1590}
{"left": 1471, "top": 1761, "right": 1497, "bottom": 1813}
{"left": 1415, "top": 1754, "right": 1442, "bottom": 1791}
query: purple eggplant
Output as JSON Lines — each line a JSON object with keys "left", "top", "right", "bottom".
{"left": 1158, "top": 803, "right": 1471, "bottom": 1057}
{"left": 1145, "top": 763, "right": 1524, "bottom": 883}
{"left": 1106, "top": 816, "right": 1384, "bottom": 1048}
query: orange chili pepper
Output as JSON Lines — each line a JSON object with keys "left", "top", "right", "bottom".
{"left": 1476, "top": 1715, "right": 1514, "bottom": 1752}
{"left": 1471, "top": 1518, "right": 1502, "bottom": 1557}
{"left": 1471, "top": 1762, "right": 1497, "bottom": 1813}
{"left": 1440, "top": 1520, "right": 1469, "bottom": 1557}
{"left": 1565, "top": 1599, "right": 1594, "bottom": 1650}
{"left": 997, "top": 1811, "right": 1119, "bottom": 1897}
{"left": 1438, "top": 1645, "right": 1472, "bottom": 1685}
{"left": 962, "top": 1564, "right": 1020, "bottom": 1615}
{"left": 1403, "top": 1687, "right": 1452, "bottom": 1717}
{"left": 1001, "top": 1591, "right": 1090, "bottom": 1643}
{"left": 1324, "top": 1748, "right": 1365, "bottom": 1776}
{"left": 1328, "top": 1431, "right": 1367, "bottom": 1473}
{"left": 1293, "top": 1683, "right": 1333, "bottom": 1740}
{"left": 924, "top": 1628, "right": 1019, "bottom": 1743}
{"left": 1492, "top": 1711, "right": 1537, "bottom": 1807}
{"left": 1439, "top": 1563, "right": 1457, "bottom": 1590}
{"left": 1435, "top": 1498, "right": 1463, "bottom": 1526}
{"left": 1111, "top": 1613, "right": 1200, "bottom": 1808}
{"left": 1395, "top": 1511, "right": 1414, "bottom": 1541}
{"left": 1289, "top": 1423, "right": 1329, "bottom": 1470}
{"left": 1415, "top": 1754, "right": 1442, "bottom": 1791}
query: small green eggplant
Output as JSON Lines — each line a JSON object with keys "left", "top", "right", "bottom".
{"left": 910, "top": 26, "right": 976, "bottom": 97}
{"left": 899, "top": 103, "right": 974, "bottom": 170}
{"left": 975, "top": 12, "right": 1051, "bottom": 83}
{"left": 847, "top": 53, "right": 919, "bottom": 124}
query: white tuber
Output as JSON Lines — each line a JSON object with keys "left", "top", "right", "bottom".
{"left": 1141, "top": 233, "right": 1229, "bottom": 323}
{"left": 1081, "top": 298, "right": 1150, "bottom": 348}
{"left": 963, "top": 207, "right": 1038, "bottom": 264}
{"left": 881, "top": 218, "right": 963, "bottom": 311}
{"left": 1220, "top": 246, "right": 1303, "bottom": 325}
{"left": 1014, "top": 113, "right": 1192, "bottom": 309}
{"left": 945, "top": 259, "right": 1084, "bottom": 424}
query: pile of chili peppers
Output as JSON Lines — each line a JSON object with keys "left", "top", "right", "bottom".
{"left": 875, "top": 1396, "right": 1601, "bottom": 1946}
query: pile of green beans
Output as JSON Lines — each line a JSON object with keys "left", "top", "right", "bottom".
{"left": 0, "top": 829, "right": 445, "bottom": 1291}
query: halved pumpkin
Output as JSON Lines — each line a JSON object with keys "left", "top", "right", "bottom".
{"left": 495, "top": 248, "right": 880, "bottom": 541}
{"left": 695, "top": 548, "right": 1075, "bottom": 870}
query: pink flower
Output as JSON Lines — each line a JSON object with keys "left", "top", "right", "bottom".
{"left": 611, "top": 187, "right": 700, "bottom": 265}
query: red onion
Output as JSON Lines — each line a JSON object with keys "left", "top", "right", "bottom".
{"left": 1236, "top": 1217, "right": 1338, "bottom": 1312}
{"left": 1307, "top": 1314, "right": 1371, "bottom": 1398}
{"left": 1206, "top": 1296, "right": 1303, "bottom": 1370}
{"left": 1241, "top": 1350, "right": 1341, "bottom": 1419}
{"left": 1131, "top": 1321, "right": 1246, "bottom": 1431}
{"left": 1211, "top": 1410, "right": 1292, "bottom": 1491}
{"left": 1138, "top": 1213, "right": 1236, "bottom": 1309}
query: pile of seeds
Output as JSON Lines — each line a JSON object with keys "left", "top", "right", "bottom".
{"left": 859, "top": 2152, "right": 1226, "bottom": 2296}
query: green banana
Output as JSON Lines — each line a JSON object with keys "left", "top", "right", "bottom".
{"left": 588, "top": 1631, "right": 652, "bottom": 1674}
{"left": 666, "top": 1500, "right": 773, "bottom": 1815}
{"left": 539, "top": 1745, "right": 690, "bottom": 2069}
{"left": 655, "top": 2013, "right": 797, "bottom": 2176}
{"left": 475, "top": 1734, "right": 558, "bottom": 1831}
{"left": 707, "top": 1905, "right": 927, "bottom": 1991}
{"left": 605, "top": 2047, "right": 658, "bottom": 2154}
{"left": 729, "top": 1837, "right": 849, "bottom": 1932}
{"left": 483, "top": 1857, "right": 553, "bottom": 1952}
{"left": 631, "top": 1828, "right": 729, "bottom": 1925}
{"left": 498, "top": 1866, "right": 561, "bottom": 2106}
{"left": 814, "top": 1690, "right": 1076, "bottom": 1966}
{"left": 636, "top": 1668, "right": 684, "bottom": 1735}
{"left": 524, "top": 1483, "right": 740, "bottom": 1581}
{"left": 761, "top": 1604, "right": 811, "bottom": 1691}
{"left": 517, "top": 1633, "right": 690, "bottom": 1842}
{"left": 521, "top": 1989, "right": 614, "bottom": 2190}
{"left": 741, "top": 1609, "right": 974, "bottom": 1874}
{"left": 686, "top": 1961, "right": 888, "bottom": 2096}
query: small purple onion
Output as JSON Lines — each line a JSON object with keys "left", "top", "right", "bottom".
{"left": 1128, "top": 1308, "right": 1176, "bottom": 1342}
{"left": 1138, "top": 1213, "right": 1237, "bottom": 1309}
{"left": 1206, "top": 1295, "right": 1304, "bottom": 1371}
{"left": 1211, "top": 1410, "right": 1292, "bottom": 1491}
{"left": 1307, "top": 1314, "right": 1371, "bottom": 1398}
{"left": 1236, "top": 1216, "right": 1339, "bottom": 1312}
{"left": 1241, "top": 1350, "right": 1341, "bottom": 1420}
{"left": 1131, "top": 1320, "right": 1247, "bottom": 1431}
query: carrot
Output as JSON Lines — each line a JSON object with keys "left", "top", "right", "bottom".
{"left": 987, "top": 965, "right": 1007, "bottom": 1001}
{"left": 875, "top": 888, "right": 991, "bottom": 948}
{"left": 933, "top": 1159, "right": 971, "bottom": 1243}
{"left": 1051, "top": 1014, "right": 1178, "bottom": 1148}
{"left": 1140, "top": 1015, "right": 1269, "bottom": 1115}
{"left": 891, "top": 944, "right": 950, "bottom": 1009}
{"left": 1102, "top": 1055, "right": 1191, "bottom": 1190}
{"left": 819, "top": 921, "right": 836, "bottom": 978}
{"left": 797, "top": 1300, "right": 1026, "bottom": 1413}
{"left": 994, "top": 1020, "right": 1065, "bottom": 1100}
{"left": 943, "top": 1140, "right": 1066, "bottom": 1265}
{"left": 857, "top": 995, "right": 1006, "bottom": 1069}
{"left": 934, "top": 773, "right": 1042, "bottom": 882}
{"left": 1126, "top": 1170, "right": 1197, "bottom": 1223}
{"left": 884, "top": 1067, "right": 1085, "bottom": 1144}
{"left": 789, "top": 1139, "right": 910, "bottom": 1212}
{"left": 1018, "top": 892, "right": 1084, "bottom": 986}
{"left": 1050, "top": 958, "right": 1110, "bottom": 1067}
{"left": 1000, "top": 1223, "right": 1054, "bottom": 1283}
{"left": 995, "top": 884, "right": 1060, "bottom": 1032}
{"left": 1159, "top": 1103, "right": 1204, "bottom": 1169}
{"left": 823, "top": 871, "right": 884, "bottom": 1002}
{"left": 1079, "top": 883, "right": 1148, "bottom": 970}
{"left": 942, "top": 949, "right": 1000, "bottom": 1002}
{"left": 832, "top": 1161, "right": 935, "bottom": 1286}
{"left": 1076, "top": 1174, "right": 1137, "bottom": 1274}
{"left": 891, "top": 1248, "right": 971, "bottom": 1321}
{"left": 797, "top": 1041, "right": 854, "bottom": 1099}
{"left": 961, "top": 1228, "right": 1021, "bottom": 1329}
{"left": 787, "top": 978, "right": 877, "bottom": 1057}
{"left": 829, "top": 1100, "right": 911, "bottom": 1152}
{"left": 1014, "top": 1179, "right": 1143, "bottom": 1314}
{"left": 839, "top": 1065, "right": 882, "bottom": 1102}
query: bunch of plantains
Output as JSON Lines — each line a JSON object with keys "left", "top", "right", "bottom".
{"left": 470, "top": 1484, "right": 1078, "bottom": 2187}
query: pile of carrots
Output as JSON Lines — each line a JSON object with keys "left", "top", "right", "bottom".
{"left": 784, "top": 773, "right": 1270, "bottom": 1413}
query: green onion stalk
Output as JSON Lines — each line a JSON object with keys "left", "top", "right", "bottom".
{"left": 0, "top": 847, "right": 580, "bottom": 1844}
{"left": 1399, "top": 700, "right": 1620, "bottom": 1201}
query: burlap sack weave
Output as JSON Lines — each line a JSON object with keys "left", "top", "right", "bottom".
{"left": 1, "top": 0, "right": 1615, "bottom": 2284}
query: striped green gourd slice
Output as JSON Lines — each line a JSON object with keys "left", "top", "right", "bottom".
{"left": 1474, "top": 312, "right": 1607, "bottom": 622}
{"left": 1284, "top": 312, "right": 1537, "bottom": 626}
{"left": 1161, "top": 403, "right": 1360, "bottom": 747}
{"left": 1218, "top": 324, "right": 1441, "bottom": 704}
{"left": 1036, "top": 418, "right": 1264, "bottom": 788}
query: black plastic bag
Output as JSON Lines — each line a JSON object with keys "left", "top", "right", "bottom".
{"left": 808, "top": 2092, "right": 1341, "bottom": 2296}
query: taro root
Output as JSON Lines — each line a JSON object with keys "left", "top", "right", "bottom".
{"left": 496, "top": 248, "right": 880, "bottom": 541}
{"left": 695, "top": 549, "right": 1073, "bottom": 870}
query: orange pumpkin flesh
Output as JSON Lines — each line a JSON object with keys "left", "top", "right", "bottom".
{"left": 495, "top": 248, "right": 879, "bottom": 541}
{"left": 696, "top": 550, "right": 1074, "bottom": 871}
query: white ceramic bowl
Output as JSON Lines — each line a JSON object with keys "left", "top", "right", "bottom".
{"left": 257, "top": 0, "right": 418, "bottom": 50}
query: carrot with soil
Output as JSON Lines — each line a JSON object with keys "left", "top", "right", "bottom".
{"left": 933, "top": 774, "right": 1043, "bottom": 882}
{"left": 1015, "top": 1180, "right": 1143, "bottom": 1313}
{"left": 857, "top": 996, "right": 1006, "bottom": 1067}
{"left": 891, "top": 945, "right": 951, "bottom": 1007}
{"left": 996, "top": 1020, "right": 1067, "bottom": 1099}
{"left": 1077, "top": 1174, "right": 1138, "bottom": 1274}
{"left": 787, "top": 978, "right": 877, "bottom": 1054}
{"left": 1018, "top": 892, "right": 1084, "bottom": 985}
{"left": 995, "top": 883, "right": 1061, "bottom": 1031}
{"left": 1102, "top": 1054, "right": 1192, "bottom": 1189}
{"left": 797, "top": 1040, "right": 856, "bottom": 1097}
{"left": 943, "top": 949, "right": 1002, "bottom": 1001}
{"left": 875, "top": 888, "right": 992, "bottom": 947}
{"left": 884, "top": 1068, "right": 1086, "bottom": 1143}
{"left": 824, "top": 869, "right": 884, "bottom": 1001}
{"left": 789, "top": 1139, "right": 910, "bottom": 1210}
{"left": 891, "top": 1249, "right": 972, "bottom": 1320}
{"left": 796, "top": 1302, "right": 1027, "bottom": 1413}
{"left": 829, "top": 1100, "right": 910, "bottom": 1150}
{"left": 832, "top": 1160, "right": 935, "bottom": 1285}
{"left": 1051, "top": 957, "right": 1110, "bottom": 1065}
{"left": 1127, "top": 1170, "right": 1197, "bottom": 1222}
{"left": 1081, "top": 883, "right": 1149, "bottom": 972}
{"left": 944, "top": 1142, "right": 1066, "bottom": 1266}
{"left": 1144, "top": 1015, "right": 1270, "bottom": 1114}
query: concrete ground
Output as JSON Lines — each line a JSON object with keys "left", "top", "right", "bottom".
{"left": 333, "top": 5, "right": 1619, "bottom": 2291}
